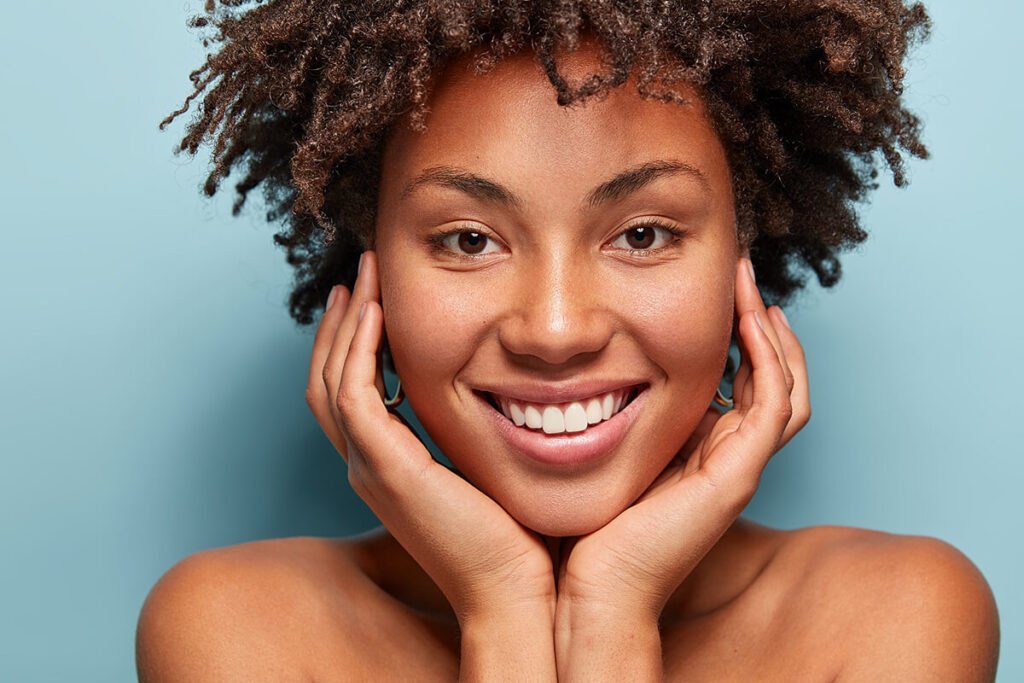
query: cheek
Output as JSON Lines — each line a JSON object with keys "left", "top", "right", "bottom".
{"left": 379, "top": 269, "right": 484, "bottom": 387}
{"left": 624, "top": 267, "right": 733, "bottom": 481}
{"left": 635, "top": 264, "right": 734, "bottom": 388}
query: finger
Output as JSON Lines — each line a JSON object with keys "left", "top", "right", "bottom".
{"left": 703, "top": 309, "right": 792, "bottom": 498}
{"left": 336, "top": 299, "right": 436, "bottom": 486}
{"left": 323, "top": 251, "right": 381, "bottom": 425}
{"left": 337, "top": 300, "right": 533, "bottom": 573}
{"left": 336, "top": 302, "right": 487, "bottom": 538}
{"left": 305, "top": 285, "right": 351, "bottom": 455}
{"left": 735, "top": 258, "right": 795, "bottom": 395}
{"left": 336, "top": 298, "right": 391, "bottom": 442}
{"left": 767, "top": 306, "right": 811, "bottom": 447}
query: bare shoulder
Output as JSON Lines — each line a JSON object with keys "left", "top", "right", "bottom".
{"left": 135, "top": 536, "right": 362, "bottom": 681}
{"left": 136, "top": 534, "right": 457, "bottom": 682}
{"left": 772, "top": 525, "right": 1000, "bottom": 682}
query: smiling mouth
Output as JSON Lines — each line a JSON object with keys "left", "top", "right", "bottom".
{"left": 476, "top": 384, "right": 647, "bottom": 436}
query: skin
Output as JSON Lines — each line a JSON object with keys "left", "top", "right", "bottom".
{"left": 136, "top": 35, "right": 1001, "bottom": 683}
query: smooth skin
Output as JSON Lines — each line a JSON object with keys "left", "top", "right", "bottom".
{"left": 136, "top": 34, "right": 1000, "bottom": 683}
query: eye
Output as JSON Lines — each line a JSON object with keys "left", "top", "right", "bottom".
{"left": 427, "top": 225, "right": 504, "bottom": 260}
{"left": 608, "top": 220, "right": 686, "bottom": 255}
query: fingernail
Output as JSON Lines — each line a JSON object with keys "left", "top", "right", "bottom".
{"left": 774, "top": 306, "right": 791, "bottom": 330}
{"left": 358, "top": 302, "right": 366, "bottom": 321}
{"left": 746, "top": 258, "right": 756, "bottom": 284}
{"left": 357, "top": 252, "right": 364, "bottom": 276}
{"left": 754, "top": 310, "right": 765, "bottom": 332}
{"left": 326, "top": 286, "right": 338, "bottom": 311}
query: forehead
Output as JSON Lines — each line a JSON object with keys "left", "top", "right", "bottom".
{"left": 379, "top": 37, "right": 732, "bottom": 212}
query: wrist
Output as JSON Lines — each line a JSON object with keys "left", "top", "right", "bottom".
{"left": 555, "top": 597, "right": 662, "bottom": 682}
{"left": 459, "top": 605, "right": 557, "bottom": 682}
{"left": 460, "top": 600, "right": 555, "bottom": 633}
{"left": 555, "top": 592, "right": 661, "bottom": 638}
{"left": 454, "top": 581, "right": 556, "bottom": 629}
{"left": 556, "top": 578, "right": 664, "bottom": 626}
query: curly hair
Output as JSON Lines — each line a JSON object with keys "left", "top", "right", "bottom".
{"left": 162, "top": 0, "right": 930, "bottom": 326}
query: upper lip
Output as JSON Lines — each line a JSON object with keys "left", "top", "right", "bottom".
{"left": 473, "top": 380, "right": 648, "bottom": 405}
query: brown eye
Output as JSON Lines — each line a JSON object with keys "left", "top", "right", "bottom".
{"left": 458, "top": 231, "right": 488, "bottom": 254}
{"left": 624, "top": 226, "right": 656, "bottom": 250}
{"left": 431, "top": 227, "right": 502, "bottom": 259}
{"left": 608, "top": 221, "right": 686, "bottom": 255}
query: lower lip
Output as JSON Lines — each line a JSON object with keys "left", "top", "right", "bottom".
{"left": 475, "top": 386, "right": 649, "bottom": 468}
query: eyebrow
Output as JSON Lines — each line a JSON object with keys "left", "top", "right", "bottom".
{"left": 399, "top": 159, "right": 711, "bottom": 209}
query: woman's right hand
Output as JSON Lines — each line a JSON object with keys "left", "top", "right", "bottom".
{"left": 305, "top": 250, "right": 556, "bottom": 627}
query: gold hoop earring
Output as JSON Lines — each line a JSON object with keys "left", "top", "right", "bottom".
{"left": 713, "top": 388, "right": 734, "bottom": 409}
{"left": 383, "top": 377, "right": 405, "bottom": 409}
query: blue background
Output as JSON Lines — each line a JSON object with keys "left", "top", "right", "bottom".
{"left": 1, "top": 2, "right": 1020, "bottom": 680}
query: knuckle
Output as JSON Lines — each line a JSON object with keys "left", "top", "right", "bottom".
{"left": 796, "top": 405, "right": 811, "bottom": 428}
{"left": 303, "top": 384, "right": 319, "bottom": 409}
{"left": 770, "top": 397, "right": 794, "bottom": 423}
{"left": 335, "top": 384, "right": 359, "bottom": 415}
{"left": 334, "top": 402, "right": 359, "bottom": 437}
{"left": 335, "top": 404, "right": 356, "bottom": 433}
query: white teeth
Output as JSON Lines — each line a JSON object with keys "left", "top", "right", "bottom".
{"left": 564, "top": 402, "right": 589, "bottom": 433}
{"left": 524, "top": 405, "right": 543, "bottom": 429}
{"left": 492, "top": 386, "right": 639, "bottom": 435}
{"left": 542, "top": 406, "right": 565, "bottom": 434}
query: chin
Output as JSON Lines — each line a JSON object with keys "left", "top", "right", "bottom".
{"left": 522, "top": 514, "right": 617, "bottom": 538}
{"left": 498, "top": 482, "right": 637, "bottom": 538}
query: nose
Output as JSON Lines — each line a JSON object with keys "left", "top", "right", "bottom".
{"left": 497, "top": 248, "right": 614, "bottom": 366}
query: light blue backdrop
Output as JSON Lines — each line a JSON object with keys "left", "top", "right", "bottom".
{"left": 1, "top": 2, "right": 1020, "bottom": 680}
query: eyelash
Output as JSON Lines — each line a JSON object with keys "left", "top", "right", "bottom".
{"left": 611, "top": 221, "right": 688, "bottom": 256}
{"left": 426, "top": 220, "right": 687, "bottom": 261}
{"left": 425, "top": 228, "right": 496, "bottom": 261}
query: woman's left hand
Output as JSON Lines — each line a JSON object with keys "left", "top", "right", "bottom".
{"left": 555, "top": 256, "right": 811, "bottom": 631}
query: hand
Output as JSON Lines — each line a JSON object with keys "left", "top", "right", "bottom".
{"left": 555, "top": 256, "right": 811, "bottom": 623}
{"left": 305, "top": 250, "right": 556, "bottom": 625}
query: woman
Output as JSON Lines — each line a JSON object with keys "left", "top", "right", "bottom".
{"left": 138, "top": 1, "right": 1000, "bottom": 680}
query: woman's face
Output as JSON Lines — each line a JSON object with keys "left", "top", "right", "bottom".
{"left": 374, "top": 38, "right": 738, "bottom": 536}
